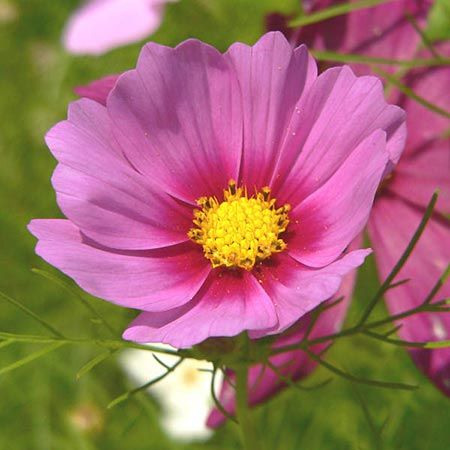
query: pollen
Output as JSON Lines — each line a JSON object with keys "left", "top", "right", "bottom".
{"left": 188, "top": 180, "right": 290, "bottom": 270}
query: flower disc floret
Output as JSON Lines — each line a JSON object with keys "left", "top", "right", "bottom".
{"left": 188, "top": 180, "right": 290, "bottom": 270}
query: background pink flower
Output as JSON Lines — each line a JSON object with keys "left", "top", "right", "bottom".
{"left": 369, "top": 56, "right": 450, "bottom": 395}
{"left": 290, "top": 0, "right": 450, "bottom": 398}
{"left": 267, "top": 0, "right": 431, "bottom": 74}
{"left": 29, "top": 32, "right": 406, "bottom": 349}
{"left": 295, "top": 0, "right": 431, "bottom": 74}
{"left": 63, "top": 0, "right": 174, "bottom": 55}
{"left": 74, "top": 75, "right": 119, "bottom": 105}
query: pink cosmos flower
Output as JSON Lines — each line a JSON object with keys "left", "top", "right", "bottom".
{"left": 63, "top": 0, "right": 173, "bottom": 55}
{"left": 206, "top": 2, "right": 448, "bottom": 426}
{"left": 29, "top": 32, "right": 406, "bottom": 349}
{"left": 286, "top": 0, "right": 450, "bottom": 396}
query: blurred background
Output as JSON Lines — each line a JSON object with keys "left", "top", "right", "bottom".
{"left": 0, "top": 0, "right": 449, "bottom": 449}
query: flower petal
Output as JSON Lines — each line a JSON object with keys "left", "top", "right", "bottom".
{"left": 47, "top": 99, "right": 192, "bottom": 250}
{"left": 272, "top": 66, "right": 405, "bottom": 206}
{"left": 250, "top": 249, "right": 370, "bottom": 336}
{"left": 74, "top": 75, "right": 119, "bottom": 105}
{"left": 399, "top": 68, "right": 450, "bottom": 149}
{"left": 63, "top": 0, "right": 167, "bottom": 55}
{"left": 368, "top": 196, "right": 450, "bottom": 396}
{"left": 399, "top": 57, "right": 450, "bottom": 148}
{"left": 28, "top": 219, "right": 210, "bottom": 312}
{"left": 123, "top": 270, "right": 278, "bottom": 348}
{"left": 392, "top": 50, "right": 450, "bottom": 213}
{"left": 288, "top": 130, "right": 387, "bottom": 267}
{"left": 207, "top": 237, "right": 362, "bottom": 428}
{"left": 295, "top": 0, "right": 430, "bottom": 75}
{"left": 390, "top": 140, "right": 450, "bottom": 213}
{"left": 108, "top": 39, "right": 243, "bottom": 203}
{"left": 224, "top": 32, "right": 317, "bottom": 189}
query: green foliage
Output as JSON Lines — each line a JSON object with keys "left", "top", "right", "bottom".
{"left": 1, "top": 0, "right": 450, "bottom": 449}
{"left": 426, "top": 0, "right": 450, "bottom": 41}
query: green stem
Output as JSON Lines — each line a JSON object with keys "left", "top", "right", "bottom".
{"left": 235, "top": 364, "right": 259, "bottom": 450}
{"left": 356, "top": 192, "right": 439, "bottom": 326}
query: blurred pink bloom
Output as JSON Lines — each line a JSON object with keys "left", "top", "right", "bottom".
{"left": 29, "top": 32, "right": 406, "bottom": 349}
{"left": 206, "top": 1, "right": 449, "bottom": 425}
{"left": 295, "top": 0, "right": 431, "bottom": 74}
{"left": 74, "top": 75, "right": 119, "bottom": 105}
{"left": 369, "top": 56, "right": 450, "bottom": 396}
{"left": 288, "top": 0, "right": 450, "bottom": 398}
{"left": 267, "top": 0, "right": 431, "bottom": 75}
{"left": 63, "top": 0, "right": 173, "bottom": 55}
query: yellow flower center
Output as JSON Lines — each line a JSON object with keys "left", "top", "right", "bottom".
{"left": 188, "top": 180, "right": 290, "bottom": 270}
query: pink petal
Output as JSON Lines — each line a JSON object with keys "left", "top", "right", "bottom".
{"left": 47, "top": 99, "right": 193, "bottom": 250}
{"left": 63, "top": 0, "right": 168, "bottom": 55}
{"left": 396, "top": 51, "right": 450, "bottom": 162}
{"left": 224, "top": 32, "right": 317, "bottom": 190}
{"left": 207, "top": 237, "right": 362, "bottom": 428}
{"left": 368, "top": 196, "right": 450, "bottom": 396}
{"left": 250, "top": 248, "right": 370, "bottom": 336}
{"left": 123, "top": 270, "right": 278, "bottom": 348}
{"left": 287, "top": 130, "right": 388, "bottom": 267}
{"left": 272, "top": 66, "right": 405, "bottom": 206}
{"left": 28, "top": 219, "right": 210, "bottom": 312}
{"left": 108, "top": 38, "right": 243, "bottom": 204}
{"left": 74, "top": 75, "right": 120, "bottom": 105}
{"left": 386, "top": 52, "right": 450, "bottom": 220}
{"left": 390, "top": 140, "right": 450, "bottom": 213}
{"left": 296, "top": 0, "right": 430, "bottom": 75}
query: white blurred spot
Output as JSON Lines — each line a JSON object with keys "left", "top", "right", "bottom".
{"left": 334, "top": 318, "right": 344, "bottom": 332}
{"left": 372, "top": 27, "right": 382, "bottom": 37}
{"left": 431, "top": 316, "right": 447, "bottom": 340}
{"left": 119, "top": 343, "right": 222, "bottom": 442}
{"left": 0, "top": 0, "right": 18, "bottom": 24}
{"left": 30, "top": 42, "right": 58, "bottom": 76}
{"left": 68, "top": 403, "right": 104, "bottom": 434}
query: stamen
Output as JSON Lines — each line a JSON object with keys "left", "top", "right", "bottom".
{"left": 188, "top": 180, "right": 290, "bottom": 270}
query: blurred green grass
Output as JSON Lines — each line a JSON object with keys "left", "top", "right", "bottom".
{"left": 0, "top": 0, "right": 449, "bottom": 449}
